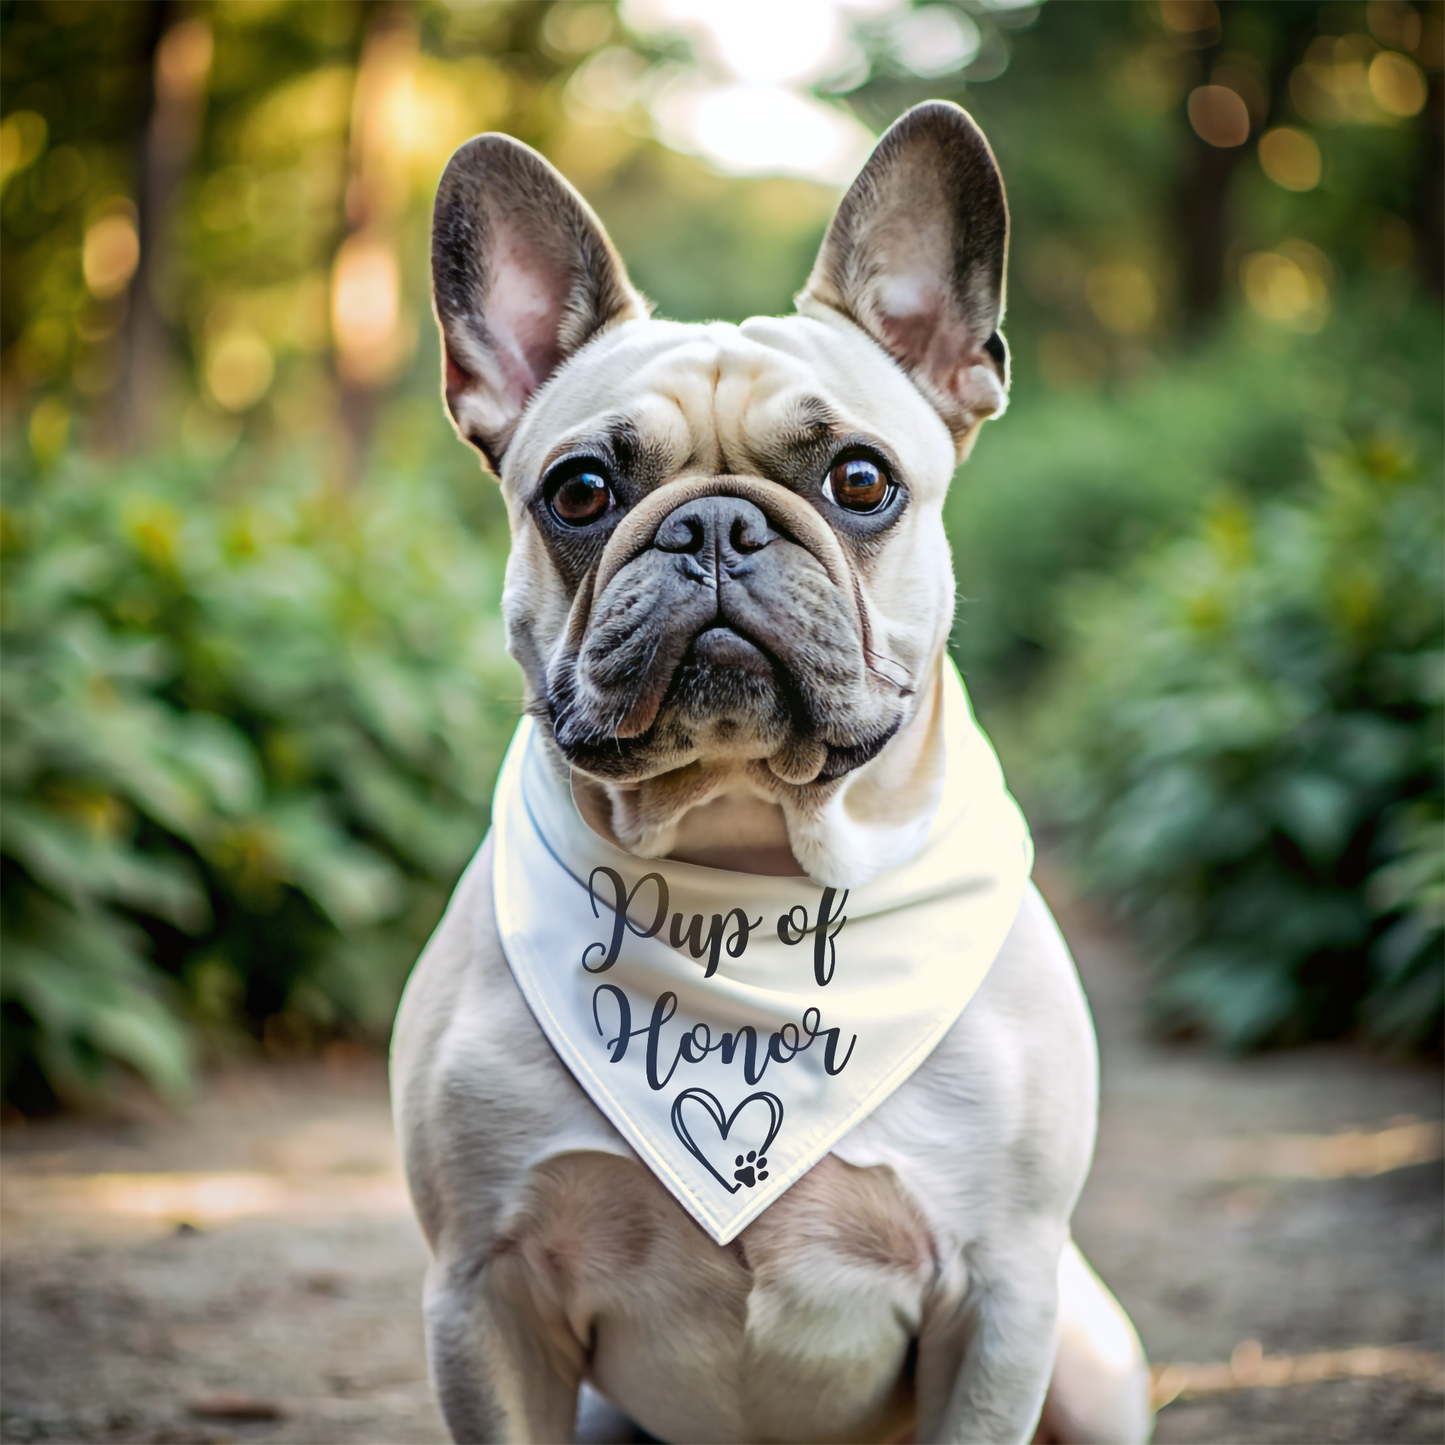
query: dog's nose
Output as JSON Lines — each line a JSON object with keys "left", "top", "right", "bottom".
{"left": 654, "top": 496, "right": 777, "bottom": 561}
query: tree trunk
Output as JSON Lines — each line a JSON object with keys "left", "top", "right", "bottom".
{"left": 124, "top": 2, "right": 212, "bottom": 451}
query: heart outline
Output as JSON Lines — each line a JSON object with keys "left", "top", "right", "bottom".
{"left": 671, "top": 1088, "right": 784, "bottom": 1194}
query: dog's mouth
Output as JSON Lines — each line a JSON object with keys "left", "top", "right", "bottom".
{"left": 549, "top": 616, "right": 904, "bottom": 788}
{"left": 548, "top": 612, "right": 795, "bottom": 776}
{"left": 614, "top": 618, "right": 793, "bottom": 746}
{"left": 684, "top": 625, "right": 776, "bottom": 678}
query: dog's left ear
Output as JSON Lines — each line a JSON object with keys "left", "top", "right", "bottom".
{"left": 431, "top": 134, "right": 649, "bottom": 471}
{"left": 798, "top": 101, "right": 1009, "bottom": 442}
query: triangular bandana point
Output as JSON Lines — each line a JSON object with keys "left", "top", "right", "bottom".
{"left": 491, "top": 662, "right": 1031, "bottom": 1244}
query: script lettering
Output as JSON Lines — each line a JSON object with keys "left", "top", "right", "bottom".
{"left": 814, "top": 888, "right": 848, "bottom": 986}
{"left": 590, "top": 984, "right": 682, "bottom": 1089}
{"left": 667, "top": 908, "right": 764, "bottom": 978}
{"left": 592, "top": 984, "right": 856, "bottom": 1090}
{"left": 775, "top": 891, "right": 849, "bottom": 985}
{"left": 583, "top": 868, "right": 669, "bottom": 973}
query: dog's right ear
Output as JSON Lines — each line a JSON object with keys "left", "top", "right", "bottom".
{"left": 431, "top": 135, "right": 648, "bottom": 472}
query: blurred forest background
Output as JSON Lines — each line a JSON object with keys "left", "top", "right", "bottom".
{"left": 1, "top": 0, "right": 1440, "bottom": 1113}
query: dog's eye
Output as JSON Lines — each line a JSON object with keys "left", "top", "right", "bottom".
{"left": 547, "top": 466, "right": 614, "bottom": 527}
{"left": 824, "top": 457, "right": 892, "bottom": 514}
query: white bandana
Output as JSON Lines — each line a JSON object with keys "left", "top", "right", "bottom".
{"left": 491, "top": 662, "right": 1032, "bottom": 1244}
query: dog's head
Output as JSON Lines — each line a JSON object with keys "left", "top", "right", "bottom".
{"left": 432, "top": 101, "right": 1009, "bottom": 885}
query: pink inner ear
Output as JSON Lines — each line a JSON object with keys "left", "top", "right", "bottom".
{"left": 875, "top": 273, "right": 978, "bottom": 382}
{"left": 875, "top": 279, "right": 1002, "bottom": 423}
{"left": 444, "top": 347, "right": 471, "bottom": 394}
{"left": 486, "top": 225, "right": 568, "bottom": 412}
{"left": 876, "top": 277, "right": 947, "bottom": 373}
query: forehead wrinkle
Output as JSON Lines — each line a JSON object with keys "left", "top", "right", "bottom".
{"left": 769, "top": 393, "right": 844, "bottom": 448}
{"left": 629, "top": 380, "right": 718, "bottom": 479}
{"left": 703, "top": 347, "right": 819, "bottom": 480}
{"left": 639, "top": 343, "right": 756, "bottom": 478}
{"left": 589, "top": 324, "right": 829, "bottom": 482}
{"left": 728, "top": 385, "right": 848, "bottom": 482}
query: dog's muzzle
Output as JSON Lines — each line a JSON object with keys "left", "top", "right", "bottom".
{"left": 545, "top": 476, "right": 907, "bottom": 783}
{"left": 652, "top": 493, "right": 783, "bottom": 677}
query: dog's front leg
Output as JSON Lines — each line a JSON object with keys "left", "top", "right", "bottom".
{"left": 424, "top": 1250, "right": 585, "bottom": 1444}
{"left": 915, "top": 1239, "right": 1060, "bottom": 1445}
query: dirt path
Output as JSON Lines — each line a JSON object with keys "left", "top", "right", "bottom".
{"left": 2, "top": 871, "right": 1441, "bottom": 1444}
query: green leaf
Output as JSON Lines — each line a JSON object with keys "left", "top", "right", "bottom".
{"left": 1, "top": 798, "right": 210, "bottom": 930}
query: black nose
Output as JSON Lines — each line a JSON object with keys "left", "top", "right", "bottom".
{"left": 654, "top": 496, "right": 777, "bottom": 561}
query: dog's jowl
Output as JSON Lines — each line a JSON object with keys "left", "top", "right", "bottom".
{"left": 391, "top": 101, "right": 1153, "bottom": 1445}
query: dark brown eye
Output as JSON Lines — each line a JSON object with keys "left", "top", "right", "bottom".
{"left": 824, "top": 457, "right": 891, "bottom": 513}
{"left": 548, "top": 468, "right": 613, "bottom": 527}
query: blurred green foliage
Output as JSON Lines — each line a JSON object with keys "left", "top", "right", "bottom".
{"left": 1029, "top": 431, "right": 1443, "bottom": 1050}
{"left": 949, "top": 293, "right": 1443, "bottom": 697}
{"left": 1, "top": 415, "right": 518, "bottom": 1107}
{"left": 1, "top": 0, "right": 1441, "bottom": 1104}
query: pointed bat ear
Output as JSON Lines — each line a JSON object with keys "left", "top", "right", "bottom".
{"left": 798, "top": 101, "right": 1010, "bottom": 446}
{"left": 430, "top": 134, "right": 649, "bottom": 472}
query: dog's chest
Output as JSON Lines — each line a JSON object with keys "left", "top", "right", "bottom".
{"left": 506, "top": 1150, "right": 940, "bottom": 1443}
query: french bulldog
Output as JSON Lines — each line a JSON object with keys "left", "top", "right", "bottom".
{"left": 391, "top": 101, "right": 1152, "bottom": 1444}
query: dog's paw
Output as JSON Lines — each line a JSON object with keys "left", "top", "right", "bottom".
{"left": 732, "top": 1151, "right": 769, "bottom": 1188}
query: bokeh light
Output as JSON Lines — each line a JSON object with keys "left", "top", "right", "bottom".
{"left": 1258, "top": 127, "right": 1322, "bottom": 191}
{"left": 331, "top": 234, "right": 405, "bottom": 386}
{"left": 892, "top": 7, "right": 982, "bottom": 77}
{"left": 81, "top": 212, "right": 140, "bottom": 299}
{"left": 154, "top": 17, "right": 213, "bottom": 103}
{"left": 26, "top": 394, "right": 69, "bottom": 463}
{"left": 625, "top": 0, "right": 857, "bottom": 84}
{"left": 1240, "top": 240, "right": 1333, "bottom": 332}
{"left": 1188, "top": 83, "right": 1251, "bottom": 146}
{"left": 647, "top": 75, "right": 874, "bottom": 182}
{"left": 1159, "top": 0, "right": 1220, "bottom": 45}
{"left": 1085, "top": 263, "right": 1158, "bottom": 336}
{"left": 1368, "top": 50, "right": 1428, "bottom": 114}
{"left": 0, "top": 110, "right": 47, "bottom": 188}
{"left": 205, "top": 328, "right": 275, "bottom": 411}
{"left": 623, "top": 0, "right": 886, "bottom": 181}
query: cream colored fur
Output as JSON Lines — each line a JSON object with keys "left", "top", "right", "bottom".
{"left": 392, "top": 104, "right": 1152, "bottom": 1444}
{"left": 501, "top": 308, "right": 959, "bottom": 886}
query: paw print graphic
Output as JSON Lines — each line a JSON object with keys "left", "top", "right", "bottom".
{"left": 733, "top": 1150, "right": 769, "bottom": 1188}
